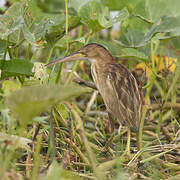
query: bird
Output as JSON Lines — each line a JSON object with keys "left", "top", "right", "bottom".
{"left": 47, "top": 43, "right": 142, "bottom": 154}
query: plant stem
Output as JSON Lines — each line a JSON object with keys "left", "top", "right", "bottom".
{"left": 46, "top": 47, "right": 54, "bottom": 64}
{"left": 55, "top": 0, "right": 69, "bottom": 84}
{"left": 32, "top": 135, "right": 42, "bottom": 180}
{"left": 25, "top": 43, "right": 31, "bottom": 60}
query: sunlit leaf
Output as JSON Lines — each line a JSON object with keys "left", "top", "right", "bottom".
{"left": 2, "top": 80, "right": 21, "bottom": 96}
{"left": 44, "top": 161, "right": 82, "bottom": 180}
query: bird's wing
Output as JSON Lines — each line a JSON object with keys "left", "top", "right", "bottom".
{"left": 105, "top": 63, "right": 141, "bottom": 127}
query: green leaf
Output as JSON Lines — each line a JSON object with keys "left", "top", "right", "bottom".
{"left": 45, "top": 14, "right": 80, "bottom": 47}
{"left": 133, "top": 0, "right": 180, "bottom": 23}
{"left": 102, "top": 0, "right": 127, "bottom": 10}
{"left": 101, "top": 8, "right": 129, "bottom": 29}
{"left": 0, "top": 15, "right": 24, "bottom": 41}
{"left": 108, "top": 0, "right": 180, "bottom": 23}
{"left": 116, "top": 15, "right": 180, "bottom": 47}
{"left": 45, "top": 161, "right": 82, "bottom": 180}
{"left": 79, "top": 1, "right": 128, "bottom": 31}
{"left": 116, "top": 27, "right": 145, "bottom": 47}
{"left": 0, "top": 59, "right": 33, "bottom": 79}
{"left": 120, "top": 48, "right": 148, "bottom": 61}
{"left": 2, "top": 80, "right": 21, "bottom": 96}
{"left": 5, "top": 84, "right": 91, "bottom": 127}
{"left": 0, "top": 2, "right": 24, "bottom": 42}
{"left": 143, "top": 16, "right": 180, "bottom": 44}
{"left": 69, "top": 0, "right": 91, "bottom": 12}
{"left": 23, "top": 14, "right": 66, "bottom": 46}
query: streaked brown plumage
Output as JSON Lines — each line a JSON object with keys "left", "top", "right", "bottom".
{"left": 47, "top": 43, "right": 141, "bottom": 129}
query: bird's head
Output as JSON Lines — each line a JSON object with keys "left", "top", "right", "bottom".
{"left": 46, "top": 43, "right": 114, "bottom": 66}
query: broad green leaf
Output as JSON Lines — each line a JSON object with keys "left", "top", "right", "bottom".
{"left": 23, "top": 14, "right": 66, "bottom": 46}
{"left": 0, "top": 15, "right": 24, "bottom": 41}
{"left": 116, "top": 15, "right": 180, "bottom": 47}
{"left": 45, "top": 14, "right": 80, "bottom": 47}
{"left": 120, "top": 48, "right": 148, "bottom": 61}
{"left": 106, "top": 0, "right": 180, "bottom": 22}
{"left": 143, "top": 16, "right": 180, "bottom": 44}
{"left": 0, "top": 2, "right": 24, "bottom": 42}
{"left": 5, "top": 84, "right": 91, "bottom": 127}
{"left": 101, "top": 8, "right": 129, "bottom": 29}
{"left": 0, "top": 59, "right": 33, "bottom": 79}
{"left": 115, "top": 28, "right": 145, "bottom": 47}
{"left": 133, "top": 0, "right": 180, "bottom": 23}
{"left": 4, "top": 2, "right": 24, "bottom": 18}
{"left": 79, "top": 1, "right": 128, "bottom": 31}
{"left": 79, "top": 1, "right": 105, "bottom": 31}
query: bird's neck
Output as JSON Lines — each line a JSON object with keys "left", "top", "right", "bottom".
{"left": 91, "top": 60, "right": 111, "bottom": 90}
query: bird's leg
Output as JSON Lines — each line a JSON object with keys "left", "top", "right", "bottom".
{"left": 125, "top": 127, "right": 131, "bottom": 156}
{"left": 107, "top": 112, "right": 115, "bottom": 134}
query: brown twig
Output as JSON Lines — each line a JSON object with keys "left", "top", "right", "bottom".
{"left": 26, "top": 124, "right": 41, "bottom": 178}
{"left": 49, "top": 107, "right": 57, "bottom": 159}
{"left": 73, "top": 77, "right": 97, "bottom": 90}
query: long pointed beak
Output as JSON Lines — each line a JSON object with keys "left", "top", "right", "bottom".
{"left": 46, "top": 52, "right": 87, "bottom": 66}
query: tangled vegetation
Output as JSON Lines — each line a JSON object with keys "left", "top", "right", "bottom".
{"left": 0, "top": 0, "right": 179, "bottom": 179}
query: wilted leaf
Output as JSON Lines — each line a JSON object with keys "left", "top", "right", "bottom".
{"left": 5, "top": 84, "right": 91, "bottom": 127}
{"left": 32, "top": 62, "right": 48, "bottom": 84}
{"left": 0, "top": 132, "right": 32, "bottom": 151}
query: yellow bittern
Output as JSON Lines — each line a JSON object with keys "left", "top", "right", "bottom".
{"left": 47, "top": 43, "right": 142, "bottom": 154}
